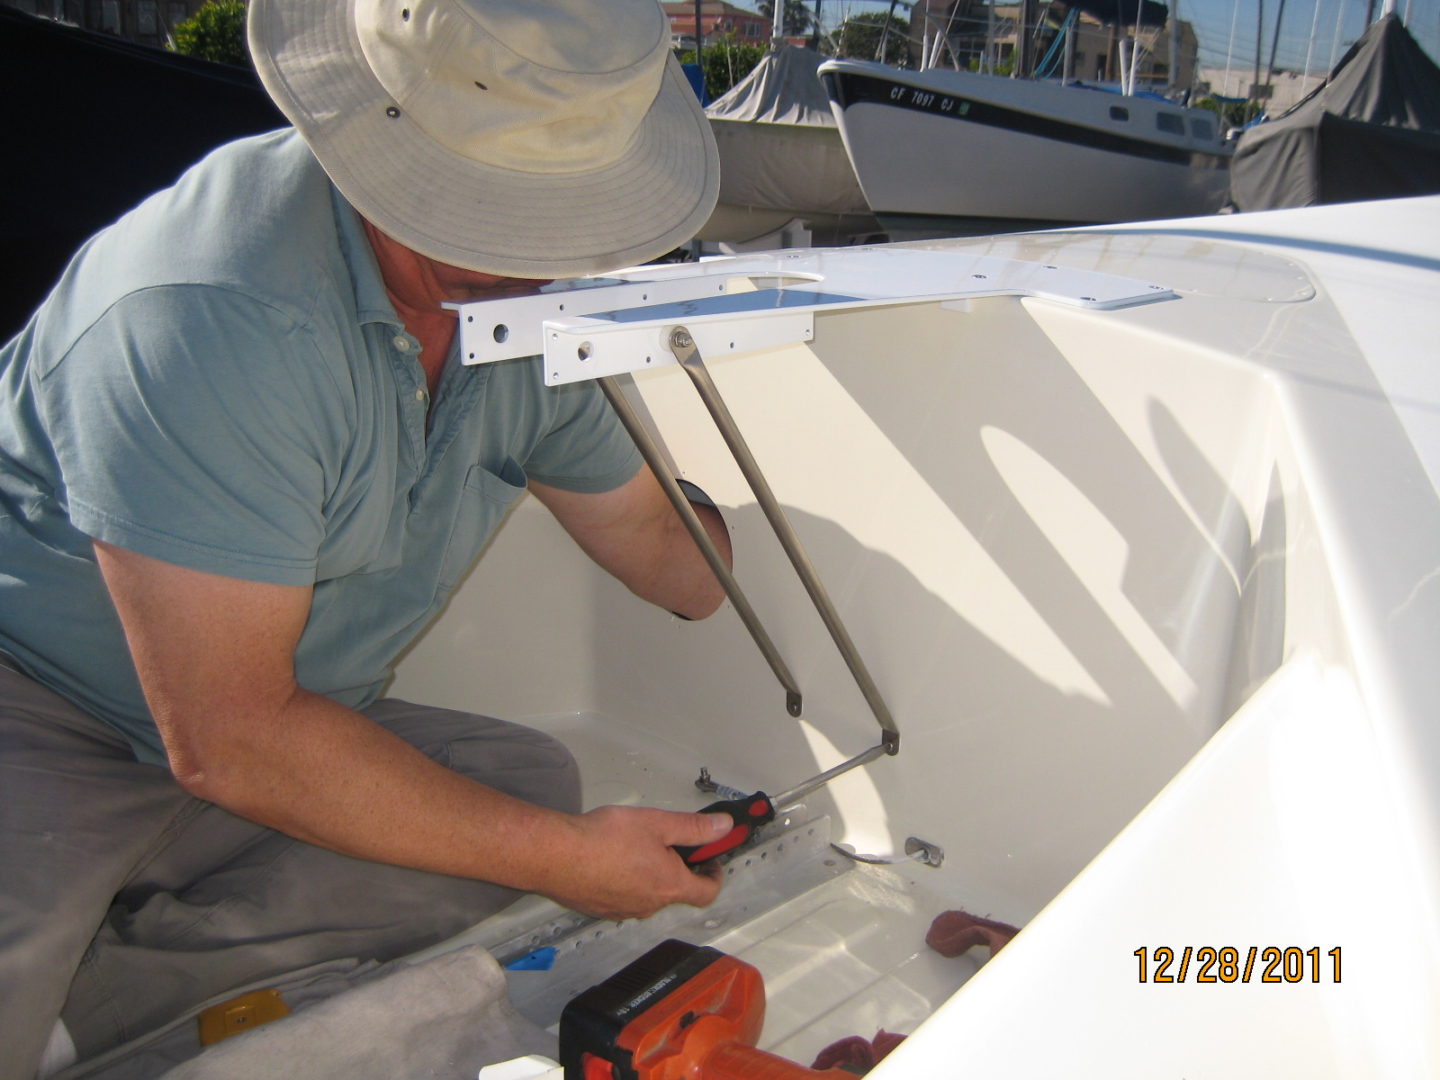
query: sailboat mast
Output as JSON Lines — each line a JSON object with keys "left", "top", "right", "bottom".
{"left": 1168, "top": 0, "right": 1180, "bottom": 94}
{"left": 1129, "top": 0, "right": 1144, "bottom": 94}
{"left": 1252, "top": 0, "right": 1263, "bottom": 103}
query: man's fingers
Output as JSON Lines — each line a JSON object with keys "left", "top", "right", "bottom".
{"left": 675, "top": 811, "right": 736, "bottom": 846}
{"left": 675, "top": 856, "right": 725, "bottom": 906}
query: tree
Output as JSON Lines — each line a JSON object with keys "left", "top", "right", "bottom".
{"left": 679, "top": 36, "right": 765, "bottom": 100}
{"left": 170, "top": 0, "right": 249, "bottom": 67}
{"left": 830, "top": 10, "right": 912, "bottom": 65}
{"left": 755, "top": 0, "right": 815, "bottom": 38}
{"left": 1195, "top": 96, "right": 1264, "bottom": 129}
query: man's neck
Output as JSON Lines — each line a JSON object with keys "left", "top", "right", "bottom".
{"left": 361, "top": 220, "right": 456, "bottom": 393}
{"left": 359, "top": 219, "right": 556, "bottom": 396}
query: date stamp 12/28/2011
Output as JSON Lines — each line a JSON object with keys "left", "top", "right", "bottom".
{"left": 1135, "top": 946, "right": 1342, "bottom": 984}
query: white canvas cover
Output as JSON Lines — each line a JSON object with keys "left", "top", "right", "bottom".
{"left": 704, "top": 46, "right": 870, "bottom": 218}
{"left": 706, "top": 44, "right": 839, "bottom": 127}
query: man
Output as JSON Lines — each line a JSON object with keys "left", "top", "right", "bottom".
{"left": 0, "top": 0, "right": 733, "bottom": 1075}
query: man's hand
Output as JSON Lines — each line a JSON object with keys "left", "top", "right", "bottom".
{"left": 532, "top": 807, "right": 730, "bottom": 920}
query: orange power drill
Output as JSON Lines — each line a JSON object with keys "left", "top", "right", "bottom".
{"left": 559, "top": 940, "right": 855, "bottom": 1080}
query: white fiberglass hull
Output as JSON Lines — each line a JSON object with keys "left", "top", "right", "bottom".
{"left": 391, "top": 195, "right": 1440, "bottom": 1078}
{"left": 820, "top": 59, "right": 1233, "bottom": 225}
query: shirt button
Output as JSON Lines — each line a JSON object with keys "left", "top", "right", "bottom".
{"left": 414, "top": 388, "right": 427, "bottom": 402}
{"left": 393, "top": 336, "right": 412, "bottom": 351}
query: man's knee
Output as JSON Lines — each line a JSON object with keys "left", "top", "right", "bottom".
{"left": 444, "top": 723, "right": 581, "bottom": 815}
{"left": 365, "top": 700, "right": 581, "bottom": 815}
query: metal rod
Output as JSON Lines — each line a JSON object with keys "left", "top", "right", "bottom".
{"left": 771, "top": 741, "right": 889, "bottom": 807}
{"left": 597, "top": 375, "right": 803, "bottom": 717}
{"left": 666, "top": 327, "right": 900, "bottom": 755}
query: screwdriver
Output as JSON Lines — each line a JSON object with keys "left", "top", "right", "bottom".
{"left": 673, "top": 756, "right": 874, "bottom": 866}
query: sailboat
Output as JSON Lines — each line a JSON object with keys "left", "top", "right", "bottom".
{"left": 819, "top": 3, "right": 1233, "bottom": 229}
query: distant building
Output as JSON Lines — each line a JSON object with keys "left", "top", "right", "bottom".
{"left": 2, "top": 0, "right": 209, "bottom": 49}
{"left": 662, "top": 1, "right": 771, "bottom": 51}
{"left": 1197, "top": 66, "right": 1326, "bottom": 111}
{"left": 913, "top": 0, "right": 1203, "bottom": 94}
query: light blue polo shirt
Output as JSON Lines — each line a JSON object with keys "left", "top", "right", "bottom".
{"left": 0, "top": 129, "right": 641, "bottom": 764}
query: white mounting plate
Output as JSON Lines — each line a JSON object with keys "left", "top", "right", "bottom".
{"left": 448, "top": 248, "right": 1175, "bottom": 386}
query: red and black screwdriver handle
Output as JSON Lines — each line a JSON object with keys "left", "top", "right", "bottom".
{"left": 674, "top": 793, "right": 776, "bottom": 865}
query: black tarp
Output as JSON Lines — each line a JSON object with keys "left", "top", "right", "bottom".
{"left": 1229, "top": 14, "right": 1440, "bottom": 210}
{"left": 1, "top": 7, "right": 286, "bottom": 340}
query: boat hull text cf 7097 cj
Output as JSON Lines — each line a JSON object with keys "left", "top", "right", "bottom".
{"left": 820, "top": 59, "right": 1233, "bottom": 231}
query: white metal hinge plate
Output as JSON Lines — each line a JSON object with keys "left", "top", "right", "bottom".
{"left": 448, "top": 248, "right": 1174, "bottom": 386}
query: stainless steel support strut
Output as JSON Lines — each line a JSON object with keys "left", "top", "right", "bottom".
{"left": 596, "top": 375, "right": 804, "bottom": 718}
{"left": 663, "top": 325, "right": 899, "bottom": 757}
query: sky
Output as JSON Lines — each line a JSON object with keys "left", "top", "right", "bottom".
{"left": 802, "top": 0, "right": 1440, "bottom": 80}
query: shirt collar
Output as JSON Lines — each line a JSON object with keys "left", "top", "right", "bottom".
{"left": 331, "top": 187, "right": 403, "bottom": 329}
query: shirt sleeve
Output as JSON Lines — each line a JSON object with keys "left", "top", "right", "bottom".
{"left": 521, "top": 377, "right": 643, "bottom": 494}
{"left": 37, "top": 285, "right": 344, "bottom": 586}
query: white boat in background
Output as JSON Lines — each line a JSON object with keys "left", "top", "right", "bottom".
{"left": 819, "top": 58, "right": 1233, "bottom": 229}
{"left": 699, "top": 46, "right": 878, "bottom": 248}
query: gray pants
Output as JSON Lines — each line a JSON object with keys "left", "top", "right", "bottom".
{"left": 0, "top": 662, "right": 580, "bottom": 1080}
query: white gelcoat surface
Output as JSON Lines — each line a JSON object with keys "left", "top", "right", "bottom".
{"left": 391, "top": 197, "right": 1440, "bottom": 1075}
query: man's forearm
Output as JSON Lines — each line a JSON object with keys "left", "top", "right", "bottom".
{"left": 181, "top": 686, "right": 728, "bottom": 919}
{"left": 185, "top": 687, "right": 572, "bottom": 885}
{"left": 664, "top": 500, "right": 732, "bottom": 619}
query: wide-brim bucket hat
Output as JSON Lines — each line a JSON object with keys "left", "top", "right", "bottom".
{"left": 248, "top": 0, "right": 719, "bottom": 278}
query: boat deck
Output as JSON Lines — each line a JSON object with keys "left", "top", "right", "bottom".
{"left": 415, "top": 711, "right": 979, "bottom": 1065}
